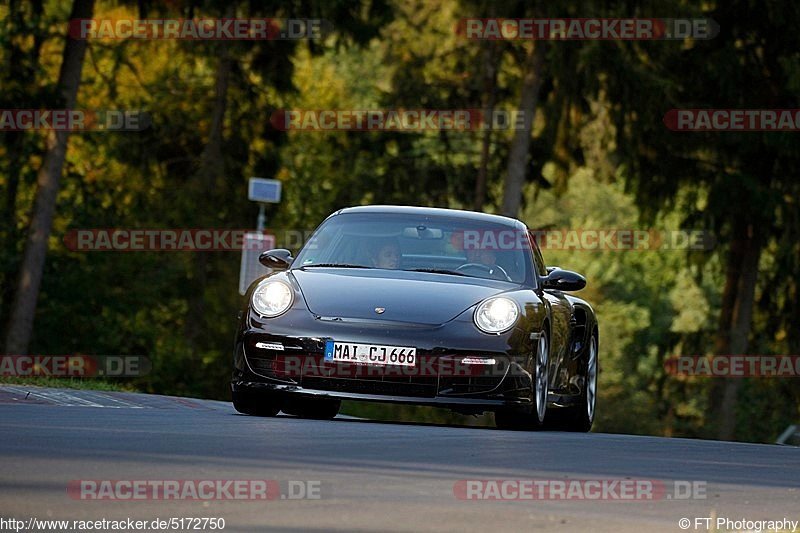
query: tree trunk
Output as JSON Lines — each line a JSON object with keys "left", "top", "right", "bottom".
{"left": 473, "top": 39, "right": 498, "bottom": 212}
{"left": 0, "top": 0, "right": 45, "bottom": 331}
{"left": 714, "top": 221, "right": 762, "bottom": 440}
{"left": 4, "top": 0, "right": 95, "bottom": 355}
{"left": 3, "top": 0, "right": 45, "bottom": 232}
{"left": 184, "top": 44, "right": 233, "bottom": 350}
{"left": 501, "top": 44, "right": 545, "bottom": 217}
{"left": 712, "top": 218, "right": 747, "bottom": 357}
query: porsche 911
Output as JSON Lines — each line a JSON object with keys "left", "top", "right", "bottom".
{"left": 231, "top": 205, "right": 598, "bottom": 431}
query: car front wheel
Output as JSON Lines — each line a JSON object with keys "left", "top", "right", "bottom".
{"left": 232, "top": 389, "right": 280, "bottom": 417}
{"left": 545, "top": 332, "right": 597, "bottom": 432}
{"left": 495, "top": 332, "right": 549, "bottom": 430}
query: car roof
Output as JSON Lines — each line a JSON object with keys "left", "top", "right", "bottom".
{"left": 334, "top": 205, "right": 526, "bottom": 229}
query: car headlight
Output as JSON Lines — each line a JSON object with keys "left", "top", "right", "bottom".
{"left": 474, "top": 297, "right": 519, "bottom": 334}
{"left": 252, "top": 280, "right": 294, "bottom": 317}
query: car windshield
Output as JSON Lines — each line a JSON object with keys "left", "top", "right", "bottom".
{"left": 293, "top": 212, "right": 531, "bottom": 284}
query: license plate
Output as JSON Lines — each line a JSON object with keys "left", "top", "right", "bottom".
{"left": 324, "top": 341, "right": 416, "bottom": 367}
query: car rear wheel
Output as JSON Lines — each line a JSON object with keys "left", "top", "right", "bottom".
{"left": 232, "top": 390, "right": 280, "bottom": 417}
{"left": 495, "top": 332, "right": 549, "bottom": 430}
{"left": 282, "top": 398, "right": 341, "bottom": 420}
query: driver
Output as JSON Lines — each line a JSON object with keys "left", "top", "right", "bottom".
{"left": 463, "top": 247, "right": 510, "bottom": 280}
{"left": 465, "top": 248, "right": 497, "bottom": 267}
{"left": 370, "top": 239, "right": 401, "bottom": 269}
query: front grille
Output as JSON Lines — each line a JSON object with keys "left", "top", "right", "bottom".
{"left": 246, "top": 353, "right": 298, "bottom": 381}
{"left": 438, "top": 375, "right": 503, "bottom": 395}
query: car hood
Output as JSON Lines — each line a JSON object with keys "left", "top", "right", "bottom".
{"left": 291, "top": 268, "right": 515, "bottom": 326}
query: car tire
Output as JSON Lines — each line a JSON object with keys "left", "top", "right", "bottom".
{"left": 495, "top": 331, "right": 549, "bottom": 431}
{"left": 282, "top": 398, "right": 341, "bottom": 420}
{"left": 545, "top": 331, "right": 597, "bottom": 432}
{"left": 494, "top": 409, "right": 528, "bottom": 430}
{"left": 232, "top": 390, "right": 280, "bottom": 417}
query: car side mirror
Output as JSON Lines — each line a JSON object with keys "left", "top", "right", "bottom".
{"left": 259, "top": 249, "right": 293, "bottom": 270}
{"left": 542, "top": 268, "right": 586, "bottom": 291}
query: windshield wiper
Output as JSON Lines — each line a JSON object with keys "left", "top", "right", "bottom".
{"left": 404, "top": 268, "right": 466, "bottom": 276}
{"left": 302, "top": 263, "right": 373, "bottom": 269}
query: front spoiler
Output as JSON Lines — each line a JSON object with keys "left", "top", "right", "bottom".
{"left": 231, "top": 379, "right": 530, "bottom": 410}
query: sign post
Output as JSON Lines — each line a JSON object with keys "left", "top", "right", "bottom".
{"left": 239, "top": 178, "right": 282, "bottom": 295}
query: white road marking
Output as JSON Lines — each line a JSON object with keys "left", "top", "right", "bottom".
{"left": 1, "top": 386, "right": 144, "bottom": 408}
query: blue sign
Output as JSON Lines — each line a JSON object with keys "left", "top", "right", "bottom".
{"left": 248, "top": 178, "right": 281, "bottom": 203}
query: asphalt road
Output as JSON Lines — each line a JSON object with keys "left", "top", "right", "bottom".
{"left": 1, "top": 386, "right": 798, "bottom": 533}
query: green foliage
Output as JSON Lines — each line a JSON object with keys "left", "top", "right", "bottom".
{"left": 1, "top": 0, "right": 797, "bottom": 442}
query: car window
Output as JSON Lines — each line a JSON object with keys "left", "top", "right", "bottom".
{"left": 528, "top": 230, "right": 548, "bottom": 277}
{"left": 294, "top": 212, "right": 533, "bottom": 284}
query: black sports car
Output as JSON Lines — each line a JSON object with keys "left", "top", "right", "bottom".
{"left": 232, "top": 205, "right": 598, "bottom": 431}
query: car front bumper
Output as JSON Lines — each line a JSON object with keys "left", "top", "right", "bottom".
{"left": 232, "top": 310, "right": 538, "bottom": 413}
